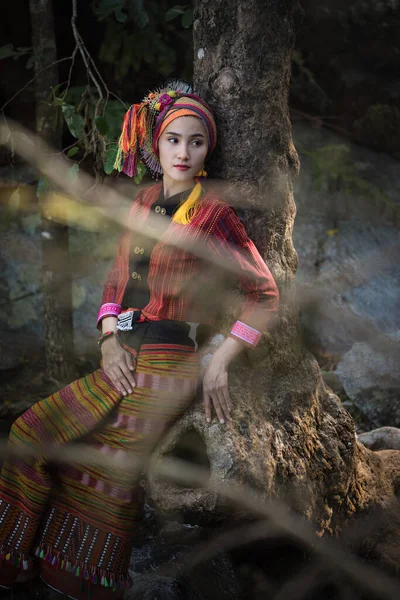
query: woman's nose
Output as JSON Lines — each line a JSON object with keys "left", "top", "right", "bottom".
{"left": 177, "top": 144, "right": 190, "bottom": 161}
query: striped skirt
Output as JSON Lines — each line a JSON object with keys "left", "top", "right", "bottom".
{"left": 0, "top": 321, "right": 199, "bottom": 598}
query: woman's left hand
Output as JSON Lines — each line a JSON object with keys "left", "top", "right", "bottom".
{"left": 202, "top": 355, "right": 231, "bottom": 424}
{"left": 202, "top": 336, "right": 246, "bottom": 424}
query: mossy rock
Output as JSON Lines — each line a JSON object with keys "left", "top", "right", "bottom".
{"left": 354, "top": 105, "right": 400, "bottom": 158}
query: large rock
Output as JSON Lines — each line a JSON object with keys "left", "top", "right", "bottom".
{"left": 292, "top": 122, "right": 400, "bottom": 356}
{"left": 335, "top": 335, "right": 400, "bottom": 428}
{"left": 358, "top": 427, "right": 400, "bottom": 451}
{"left": 293, "top": 121, "right": 400, "bottom": 226}
{"left": 294, "top": 218, "right": 400, "bottom": 355}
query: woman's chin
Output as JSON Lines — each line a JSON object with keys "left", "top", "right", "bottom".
{"left": 167, "top": 171, "right": 195, "bottom": 184}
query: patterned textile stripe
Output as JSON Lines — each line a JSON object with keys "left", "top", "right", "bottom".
{"left": 0, "top": 343, "right": 199, "bottom": 592}
{"left": 0, "top": 369, "right": 121, "bottom": 557}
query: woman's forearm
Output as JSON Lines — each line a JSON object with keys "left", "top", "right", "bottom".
{"left": 101, "top": 316, "right": 118, "bottom": 334}
{"left": 211, "top": 336, "right": 245, "bottom": 368}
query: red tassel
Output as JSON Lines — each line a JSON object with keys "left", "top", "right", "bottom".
{"left": 122, "top": 153, "right": 137, "bottom": 177}
{"left": 114, "top": 101, "right": 149, "bottom": 177}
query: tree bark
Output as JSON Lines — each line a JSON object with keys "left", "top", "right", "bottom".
{"left": 148, "top": 0, "right": 400, "bottom": 554}
{"left": 29, "top": 0, "right": 76, "bottom": 381}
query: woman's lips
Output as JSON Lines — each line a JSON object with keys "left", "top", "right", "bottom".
{"left": 174, "top": 165, "right": 190, "bottom": 171}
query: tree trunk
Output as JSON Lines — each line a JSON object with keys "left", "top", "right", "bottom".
{"left": 29, "top": 0, "right": 76, "bottom": 381}
{"left": 148, "top": 0, "right": 400, "bottom": 555}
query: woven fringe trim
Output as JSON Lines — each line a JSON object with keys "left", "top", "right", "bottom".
{"left": 33, "top": 544, "right": 130, "bottom": 591}
{"left": 0, "top": 543, "right": 129, "bottom": 591}
{"left": 0, "top": 546, "right": 32, "bottom": 571}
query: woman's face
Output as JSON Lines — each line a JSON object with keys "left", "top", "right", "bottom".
{"left": 158, "top": 116, "right": 208, "bottom": 186}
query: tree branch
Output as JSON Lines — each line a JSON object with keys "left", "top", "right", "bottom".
{"left": 0, "top": 56, "right": 74, "bottom": 113}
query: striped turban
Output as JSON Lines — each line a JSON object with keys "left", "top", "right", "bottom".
{"left": 114, "top": 80, "right": 217, "bottom": 179}
{"left": 153, "top": 94, "right": 217, "bottom": 157}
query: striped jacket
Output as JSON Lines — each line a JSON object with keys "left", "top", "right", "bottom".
{"left": 98, "top": 183, "right": 279, "bottom": 347}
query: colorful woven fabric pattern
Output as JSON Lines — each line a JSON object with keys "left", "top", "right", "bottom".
{"left": 229, "top": 320, "right": 262, "bottom": 347}
{"left": 0, "top": 342, "right": 199, "bottom": 592}
{"left": 97, "top": 303, "right": 122, "bottom": 324}
{"left": 113, "top": 79, "right": 216, "bottom": 179}
{"left": 99, "top": 183, "right": 279, "bottom": 337}
{"left": 153, "top": 95, "right": 217, "bottom": 156}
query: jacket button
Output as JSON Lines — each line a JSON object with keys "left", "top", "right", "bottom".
{"left": 131, "top": 271, "right": 138, "bottom": 279}
{"left": 140, "top": 247, "right": 144, "bottom": 254}
{"left": 133, "top": 246, "right": 141, "bottom": 254}
{"left": 160, "top": 207, "right": 166, "bottom": 216}
{"left": 155, "top": 205, "right": 161, "bottom": 213}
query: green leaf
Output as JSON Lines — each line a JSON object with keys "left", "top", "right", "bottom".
{"left": 136, "top": 8, "right": 149, "bottom": 28}
{"left": 52, "top": 96, "right": 66, "bottom": 107}
{"left": 165, "top": 6, "right": 185, "bottom": 21}
{"left": 104, "top": 145, "right": 118, "bottom": 175}
{"left": 67, "top": 163, "right": 80, "bottom": 183}
{"left": 95, "top": 116, "right": 109, "bottom": 136}
{"left": 50, "top": 83, "right": 66, "bottom": 98}
{"left": 26, "top": 55, "right": 35, "bottom": 69}
{"left": 63, "top": 85, "right": 90, "bottom": 104}
{"left": 115, "top": 6, "right": 127, "bottom": 22}
{"left": 181, "top": 8, "right": 193, "bottom": 28}
{"left": 61, "top": 104, "right": 85, "bottom": 139}
{"left": 0, "top": 43, "right": 15, "bottom": 59}
{"left": 133, "top": 161, "right": 146, "bottom": 184}
{"left": 133, "top": 0, "right": 149, "bottom": 27}
{"left": 67, "top": 146, "right": 79, "bottom": 158}
{"left": 102, "top": 100, "right": 127, "bottom": 139}
{"left": 1, "top": 44, "right": 32, "bottom": 62}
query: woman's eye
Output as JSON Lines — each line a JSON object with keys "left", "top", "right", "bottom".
{"left": 166, "top": 138, "right": 203, "bottom": 146}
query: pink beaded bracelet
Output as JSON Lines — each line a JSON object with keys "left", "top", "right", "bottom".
{"left": 230, "top": 320, "right": 262, "bottom": 347}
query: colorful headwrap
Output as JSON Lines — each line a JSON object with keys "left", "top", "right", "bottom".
{"left": 114, "top": 80, "right": 217, "bottom": 179}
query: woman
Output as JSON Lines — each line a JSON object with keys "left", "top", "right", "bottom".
{"left": 0, "top": 80, "right": 279, "bottom": 599}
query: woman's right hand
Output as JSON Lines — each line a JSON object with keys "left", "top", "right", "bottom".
{"left": 101, "top": 335, "right": 136, "bottom": 396}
